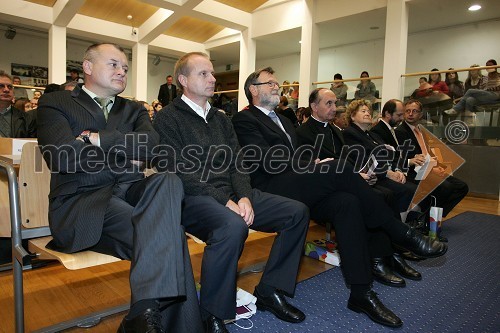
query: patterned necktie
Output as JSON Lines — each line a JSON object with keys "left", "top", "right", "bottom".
{"left": 269, "top": 111, "right": 293, "bottom": 148}
{"left": 390, "top": 127, "right": 399, "bottom": 146}
{"left": 414, "top": 126, "right": 428, "bottom": 155}
{"left": 95, "top": 97, "right": 111, "bottom": 121}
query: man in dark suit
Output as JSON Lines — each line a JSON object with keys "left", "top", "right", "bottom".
{"left": 395, "top": 99, "right": 468, "bottom": 218}
{"left": 153, "top": 52, "right": 309, "bottom": 333}
{"left": 157, "top": 74, "right": 177, "bottom": 106}
{"left": 0, "top": 71, "right": 36, "bottom": 138}
{"left": 232, "top": 67, "right": 448, "bottom": 329}
{"left": 370, "top": 99, "right": 404, "bottom": 149}
{"left": 37, "top": 43, "right": 202, "bottom": 333}
{"left": 0, "top": 71, "right": 36, "bottom": 266}
{"left": 296, "top": 89, "right": 422, "bottom": 288}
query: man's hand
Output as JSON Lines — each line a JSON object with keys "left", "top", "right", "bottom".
{"left": 432, "top": 166, "right": 447, "bottom": 178}
{"left": 226, "top": 199, "right": 240, "bottom": 215}
{"left": 387, "top": 170, "right": 406, "bottom": 183}
{"left": 314, "top": 157, "right": 335, "bottom": 164}
{"left": 359, "top": 172, "right": 377, "bottom": 186}
{"left": 409, "top": 154, "right": 425, "bottom": 167}
{"left": 238, "top": 197, "right": 254, "bottom": 226}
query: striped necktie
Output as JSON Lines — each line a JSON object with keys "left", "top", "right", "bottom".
{"left": 269, "top": 111, "right": 293, "bottom": 148}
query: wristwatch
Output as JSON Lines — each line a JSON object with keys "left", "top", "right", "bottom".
{"left": 79, "top": 130, "right": 92, "bottom": 144}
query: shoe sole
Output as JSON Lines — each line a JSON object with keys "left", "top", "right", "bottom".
{"left": 255, "top": 301, "right": 305, "bottom": 323}
{"left": 347, "top": 302, "right": 403, "bottom": 328}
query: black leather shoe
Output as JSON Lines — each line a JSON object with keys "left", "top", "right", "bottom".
{"left": 118, "top": 307, "right": 164, "bottom": 333}
{"left": 372, "top": 257, "right": 406, "bottom": 287}
{"left": 393, "top": 253, "right": 422, "bottom": 280}
{"left": 203, "top": 315, "right": 229, "bottom": 333}
{"left": 400, "top": 228, "right": 448, "bottom": 258}
{"left": 348, "top": 290, "right": 403, "bottom": 328}
{"left": 254, "top": 289, "right": 305, "bottom": 323}
{"left": 400, "top": 250, "right": 424, "bottom": 261}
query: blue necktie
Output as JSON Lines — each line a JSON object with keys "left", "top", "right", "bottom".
{"left": 269, "top": 111, "right": 293, "bottom": 148}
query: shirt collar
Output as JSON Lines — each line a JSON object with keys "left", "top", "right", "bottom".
{"left": 405, "top": 121, "right": 419, "bottom": 132}
{"left": 254, "top": 105, "right": 274, "bottom": 116}
{"left": 82, "top": 85, "right": 115, "bottom": 108}
{"left": 181, "top": 94, "right": 211, "bottom": 122}
{"left": 311, "top": 115, "right": 329, "bottom": 127}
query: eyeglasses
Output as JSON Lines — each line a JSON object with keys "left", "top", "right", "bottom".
{"left": 253, "top": 81, "right": 279, "bottom": 88}
{"left": 0, "top": 84, "right": 14, "bottom": 90}
{"left": 405, "top": 109, "right": 422, "bottom": 114}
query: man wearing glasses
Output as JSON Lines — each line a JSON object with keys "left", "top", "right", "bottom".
{"left": 153, "top": 53, "right": 310, "bottom": 333}
{"left": 395, "top": 99, "right": 468, "bottom": 218}
{"left": 0, "top": 71, "right": 36, "bottom": 138}
{"left": 232, "top": 67, "right": 448, "bottom": 328}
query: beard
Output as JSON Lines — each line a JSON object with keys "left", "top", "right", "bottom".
{"left": 388, "top": 118, "right": 399, "bottom": 127}
{"left": 260, "top": 93, "right": 280, "bottom": 110}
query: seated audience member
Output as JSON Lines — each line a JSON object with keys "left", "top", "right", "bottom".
{"left": 30, "top": 98, "right": 38, "bottom": 109}
{"left": 298, "top": 106, "right": 311, "bottom": 124}
{"left": 14, "top": 97, "right": 28, "bottom": 112}
{"left": 445, "top": 69, "right": 465, "bottom": 100}
{"left": 343, "top": 99, "right": 417, "bottom": 216}
{"left": 68, "top": 69, "right": 84, "bottom": 83}
{"left": 296, "top": 89, "right": 422, "bottom": 287}
{"left": 37, "top": 43, "right": 203, "bottom": 332}
{"left": 281, "top": 80, "right": 292, "bottom": 99}
{"left": 276, "top": 95, "right": 299, "bottom": 126}
{"left": 152, "top": 53, "right": 309, "bottom": 333}
{"left": 232, "top": 67, "right": 447, "bottom": 328}
{"left": 62, "top": 81, "right": 78, "bottom": 91}
{"left": 289, "top": 81, "right": 299, "bottom": 110}
{"left": 330, "top": 73, "right": 348, "bottom": 107}
{"left": 0, "top": 71, "right": 36, "bottom": 138}
{"left": 445, "top": 59, "right": 500, "bottom": 115}
{"left": 12, "top": 76, "right": 28, "bottom": 101}
{"left": 33, "top": 90, "right": 43, "bottom": 100}
{"left": 396, "top": 99, "right": 469, "bottom": 218}
{"left": 332, "top": 108, "right": 348, "bottom": 130}
{"left": 355, "top": 71, "right": 377, "bottom": 102}
{"left": 416, "top": 68, "right": 449, "bottom": 98}
{"left": 464, "top": 64, "right": 487, "bottom": 93}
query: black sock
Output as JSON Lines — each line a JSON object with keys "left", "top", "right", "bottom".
{"left": 381, "top": 218, "right": 409, "bottom": 243}
{"left": 127, "top": 299, "right": 159, "bottom": 319}
{"left": 350, "top": 284, "right": 371, "bottom": 299}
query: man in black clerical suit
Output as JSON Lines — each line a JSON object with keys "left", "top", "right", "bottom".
{"left": 232, "top": 67, "right": 448, "bottom": 329}
{"left": 153, "top": 52, "right": 309, "bottom": 333}
{"left": 395, "top": 99, "right": 468, "bottom": 218}
{"left": 157, "top": 74, "right": 177, "bottom": 106}
{"left": 37, "top": 43, "right": 202, "bottom": 333}
{"left": 296, "top": 88, "right": 422, "bottom": 289}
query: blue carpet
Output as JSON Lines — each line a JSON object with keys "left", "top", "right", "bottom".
{"left": 229, "top": 211, "right": 500, "bottom": 332}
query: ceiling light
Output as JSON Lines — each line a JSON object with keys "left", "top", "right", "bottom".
{"left": 369, "top": 26, "right": 379, "bottom": 30}
{"left": 468, "top": 4, "right": 481, "bottom": 11}
{"left": 299, "top": 40, "right": 302, "bottom": 44}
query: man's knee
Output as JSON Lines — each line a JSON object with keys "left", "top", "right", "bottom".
{"left": 209, "top": 217, "right": 248, "bottom": 247}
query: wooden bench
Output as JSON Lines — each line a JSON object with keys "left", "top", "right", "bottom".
{"left": 2, "top": 142, "right": 127, "bottom": 333}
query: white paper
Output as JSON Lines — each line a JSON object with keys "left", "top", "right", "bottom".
{"left": 11, "top": 139, "right": 37, "bottom": 156}
{"left": 361, "top": 154, "right": 379, "bottom": 177}
{"left": 414, "top": 154, "right": 437, "bottom": 180}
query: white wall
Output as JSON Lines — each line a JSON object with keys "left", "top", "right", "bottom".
{"left": 2, "top": 19, "right": 498, "bottom": 104}
{"left": 0, "top": 31, "right": 176, "bottom": 103}
{"left": 255, "top": 19, "right": 500, "bottom": 105}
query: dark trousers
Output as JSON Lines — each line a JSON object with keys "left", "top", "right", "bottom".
{"left": 92, "top": 173, "right": 203, "bottom": 332}
{"left": 408, "top": 174, "right": 468, "bottom": 217}
{"left": 181, "top": 189, "right": 309, "bottom": 320}
{"left": 258, "top": 160, "right": 399, "bottom": 285}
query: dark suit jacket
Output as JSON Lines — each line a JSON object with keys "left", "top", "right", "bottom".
{"left": 343, "top": 123, "right": 397, "bottom": 177}
{"left": 370, "top": 119, "right": 398, "bottom": 149}
{"left": 157, "top": 83, "right": 177, "bottom": 106}
{"left": 37, "top": 85, "right": 158, "bottom": 252}
{"left": 4, "top": 106, "right": 37, "bottom": 138}
{"left": 295, "top": 116, "right": 344, "bottom": 161}
{"left": 394, "top": 121, "right": 423, "bottom": 179}
{"left": 232, "top": 104, "right": 307, "bottom": 189}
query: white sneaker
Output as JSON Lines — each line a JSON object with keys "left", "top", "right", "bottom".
{"left": 444, "top": 108, "right": 457, "bottom": 115}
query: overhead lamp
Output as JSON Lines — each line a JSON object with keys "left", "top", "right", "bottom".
{"left": 5, "top": 27, "right": 16, "bottom": 40}
{"left": 468, "top": 4, "right": 481, "bottom": 11}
